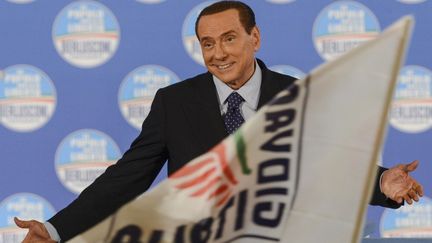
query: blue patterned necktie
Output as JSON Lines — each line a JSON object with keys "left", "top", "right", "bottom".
{"left": 223, "top": 92, "right": 245, "bottom": 134}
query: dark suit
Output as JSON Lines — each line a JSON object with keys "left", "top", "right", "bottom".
{"left": 49, "top": 59, "right": 399, "bottom": 241}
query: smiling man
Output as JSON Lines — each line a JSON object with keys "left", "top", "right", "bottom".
{"left": 15, "top": 1, "right": 423, "bottom": 242}
{"left": 197, "top": 7, "right": 260, "bottom": 90}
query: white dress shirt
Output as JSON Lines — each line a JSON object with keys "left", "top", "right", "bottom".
{"left": 212, "top": 60, "right": 262, "bottom": 120}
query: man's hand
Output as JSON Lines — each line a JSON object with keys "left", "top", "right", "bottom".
{"left": 381, "top": 160, "right": 424, "bottom": 205}
{"left": 14, "top": 217, "right": 57, "bottom": 243}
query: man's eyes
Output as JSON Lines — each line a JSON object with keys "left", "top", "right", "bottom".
{"left": 225, "top": 36, "right": 236, "bottom": 42}
{"left": 202, "top": 42, "right": 214, "bottom": 49}
{"left": 201, "top": 35, "right": 236, "bottom": 49}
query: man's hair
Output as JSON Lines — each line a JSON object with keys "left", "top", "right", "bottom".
{"left": 194, "top": 1, "right": 256, "bottom": 39}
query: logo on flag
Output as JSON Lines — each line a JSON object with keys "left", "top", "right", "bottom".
{"left": 169, "top": 134, "right": 253, "bottom": 207}
{"left": 0, "top": 65, "right": 56, "bottom": 133}
{"left": 313, "top": 0, "right": 380, "bottom": 61}
{"left": 52, "top": 0, "right": 120, "bottom": 68}
{"left": 0, "top": 193, "right": 55, "bottom": 243}
{"left": 55, "top": 129, "right": 121, "bottom": 194}
{"left": 390, "top": 65, "right": 432, "bottom": 133}
{"left": 380, "top": 196, "right": 432, "bottom": 237}
{"left": 118, "top": 65, "right": 179, "bottom": 130}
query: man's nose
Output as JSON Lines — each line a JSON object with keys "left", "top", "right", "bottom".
{"left": 214, "top": 42, "right": 228, "bottom": 60}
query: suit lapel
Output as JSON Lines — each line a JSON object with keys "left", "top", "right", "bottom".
{"left": 257, "top": 60, "right": 286, "bottom": 109}
{"left": 182, "top": 73, "right": 228, "bottom": 152}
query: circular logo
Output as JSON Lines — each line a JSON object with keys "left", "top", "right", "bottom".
{"left": 55, "top": 129, "right": 121, "bottom": 194}
{"left": 397, "top": 0, "right": 427, "bottom": 3}
{"left": 266, "top": 0, "right": 296, "bottom": 3}
{"left": 52, "top": 0, "right": 120, "bottom": 68}
{"left": 380, "top": 196, "right": 432, "bottom": 237}
{"left": 5, "top": 0, "right": 35, "bottom": 3}
{"left": 390, "top": 65, "right": 432, "bottom": 133}
{"left": 182, "top": 1, "right": 215, "bottom": 66}
{"left": 269, "top": 65, "right": 306, "bottom": 79}
{"left": 135, "top": 0, "right": 165, "bottom": 3}
{"left": 0, "top": 193, "right": 55, "bottom": 243}
{"left": 312, "top": 0, "right": 380, "bottom": 61}
{"left": 118, "top": 65, "right": 179, "bottom": 130}
{"left": 0, "top": 65, "right": 56, "bottom": 133}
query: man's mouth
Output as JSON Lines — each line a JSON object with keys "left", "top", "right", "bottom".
{"left": 214, "top": 63, "right": 234, "bottom": 70}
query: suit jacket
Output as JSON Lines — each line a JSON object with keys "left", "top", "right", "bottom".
{"left": 49, "top": 59, "right": 399, "bottom": 241}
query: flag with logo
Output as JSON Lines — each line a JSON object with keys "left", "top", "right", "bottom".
{"left": 70, "top": 16, "right": 413, "bottom": 243}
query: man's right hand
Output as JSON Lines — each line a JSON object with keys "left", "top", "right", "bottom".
{"left": 14, "top": 217, "right": 57, "bottom": 243}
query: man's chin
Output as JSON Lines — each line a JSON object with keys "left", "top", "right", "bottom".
{"left": 219, "top": 77, "right": 236, "bottom": 86}
{"left": 211, "top": 72, "right": 242, "bottom": 89}
{"left": 212, "top": 73, "right": 230, "bottom": 83}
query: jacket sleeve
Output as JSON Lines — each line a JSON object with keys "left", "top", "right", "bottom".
{"left": 369, "top": 166, "right": 401, "bottom": 209}
{"left": 48, "top": 90, "right": 169, "bottom": 241}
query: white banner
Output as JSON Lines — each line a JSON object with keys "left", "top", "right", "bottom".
{"left": 71, "top": 16, "right": 412, "bottom": 243}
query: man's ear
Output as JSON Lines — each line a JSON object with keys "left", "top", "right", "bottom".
{"left": 252, "top": 26, "right": 261, "bottom": 52}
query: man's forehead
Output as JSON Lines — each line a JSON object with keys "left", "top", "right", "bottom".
{"left": 199, "top": 28, "right": 240, "bottom": 41}
{"left": 197, "top": 9, "right": 243, "bottom": 39}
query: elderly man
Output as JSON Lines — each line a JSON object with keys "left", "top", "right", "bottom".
{"left": 16, "top": 1, "right": 423, "bottom": 242}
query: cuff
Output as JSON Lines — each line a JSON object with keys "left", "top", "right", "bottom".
{"left": 379, "top": 171, "right": 385, "bottom": 193}
{"left": 44, "top": 221, "right": 61, "bottom": 242}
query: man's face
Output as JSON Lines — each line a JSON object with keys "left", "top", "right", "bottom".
{"left": 197, "top": 9, "right": 260, "bottom": 90}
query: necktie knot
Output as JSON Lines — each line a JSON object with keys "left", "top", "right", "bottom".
{"left": 225, "top": 92, "right": 244, "bottom": 110}
{"left": 224, "top": 92, "right": 245, "bottom": 134}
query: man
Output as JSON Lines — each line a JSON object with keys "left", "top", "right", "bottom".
{"left": 15, "top": 1, "right": 423, "bottom": 242}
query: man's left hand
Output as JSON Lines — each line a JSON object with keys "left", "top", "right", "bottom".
{"left": 381, "top": 160, "right": 424, "bottom": 205}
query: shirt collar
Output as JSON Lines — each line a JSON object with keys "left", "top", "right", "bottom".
{"left": 212, "top": 60, "right": 262, "bottom": 110}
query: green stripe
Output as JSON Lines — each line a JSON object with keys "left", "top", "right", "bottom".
{"left": 235, "top": 130, "right": 251, "bottom": 175}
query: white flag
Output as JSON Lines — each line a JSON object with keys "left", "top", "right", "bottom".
{"left": 70, "top": 16, "right": 412, "bottom": 243}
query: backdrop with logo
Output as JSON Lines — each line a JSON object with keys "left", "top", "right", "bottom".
{"left": 0, "top": 0, "right": 431, "bottom": 240}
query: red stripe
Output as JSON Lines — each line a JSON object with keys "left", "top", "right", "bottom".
{"left": 175, "top": 167, "right": 216, "bottom": 189}
{"left": 213, "top": 144, "right": 238, "bottom": 185}
{"left": 216, "top": 190, "right": 232, "bottom": 207}
{"left": 208, "top": 184, "right": 229, "bottom": 199}
{"left": 190, "top": 176, "right": 221, "bottom": 197}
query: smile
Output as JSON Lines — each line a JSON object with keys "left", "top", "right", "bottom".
{"left": 215, "top": 63, "right": 233, "bottom": 70}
